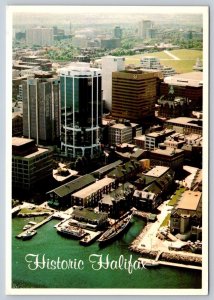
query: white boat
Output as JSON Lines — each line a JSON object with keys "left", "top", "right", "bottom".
{"left": 23, "top": 224, "right": 32, "bottom": 230}
{"left": 57, "top": 225, "right": 86, "bottom": 239}
{"left": 138, "top": 258, "right": 160, "bottom": 268}
{"left": 28, "top": 221, "right": 37, "bottom": 226}
{"left": 22, "top": 230, "right": 37, "bottom": 241}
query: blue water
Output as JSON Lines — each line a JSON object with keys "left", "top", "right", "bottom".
{"left": 12, "top": 216, "right": 201, "bottom": 289}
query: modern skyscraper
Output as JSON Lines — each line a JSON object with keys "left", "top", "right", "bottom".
{"left": 26, "top": 27, "right": 54, "bottom": 46}
{"left": 114, "top": 26, "right": 123, "bottom": 39}
{"left": 138, "top": 20, "right": 153, "bottom": 39}
{"left": 22, "top": 76, "right": 60, "bottom": 144}
{"left": 101, "top": 56, "right": 125, "bottom": 111}
{"left": 112, "top": 69, "right": 161, "bottom": 123}
{"left": 60, "top": 63, "right": 102, "bottom": 158}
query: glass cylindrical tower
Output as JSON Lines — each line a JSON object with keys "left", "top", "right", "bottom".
{"left": 60, "top": 63, "right": 102, "bottom": 158}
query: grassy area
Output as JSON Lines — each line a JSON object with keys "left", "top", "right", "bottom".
{"left": 160, "top": 213, "right": 171, "bottom": 228}
{"left": 159, "top": 59, "right": 197, "bottom": 73}
{"left": 125, "top": 51, "right": 170, "bottom": 65}
{"left": 125, "top": 49, "right": 203, "bottom": 73}
{"left": 168, "top": 187, "right": 185, "bottom": 206}
{"left": 19, "top": 207, "right": 51, "bottom": 214}
{"left": 170, "top": 49, "right": 203, "bottom": 60}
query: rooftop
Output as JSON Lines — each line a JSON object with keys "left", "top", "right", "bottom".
{"left": 133, "top": 190, "right": 156, "bottom": 200}
{"left": 151, "top": 147, "right": 184, "bottom": 156}
{"left": 164, "top": 72, "right": 203, "bottom": 87}
{"left": 134, "top": 135, "right": 146, "bottom": 141}
{"left": 92, "top": 160, "right": 122, "bottom": 176}
{"left": 166, "top": 117, "right": 202, "bottom": 128}
{"left": 47, "top": 174, "right": 96, "bottom": 198}
{"left": 24, "top": 147, "right": 49, "bottom": 158}
{"left": 145, "top": 166, "right": 169, "bottom": 178}
{"left": 12, "top": 137, "right": 34, "bottom": 147}
{"left": 146, "top": 129, "right": 175, "bottom": 138}
{"left": 176, "top": 191, "right": 202, "bottom": 211}
{"left": 111, "top": 123, "right": 130, "bottom": 130}
{"left": 72, "top": 177, "right": 115, "bottom": 199}
{"left": 72, "top": 207, "right": 108, "bottom": 222}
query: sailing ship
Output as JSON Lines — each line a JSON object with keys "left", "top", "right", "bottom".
{"left": 98, "top": 213, "right": 132, "bottom": 245}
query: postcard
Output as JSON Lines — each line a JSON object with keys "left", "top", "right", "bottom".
{"left": 6, "top": 5, "right": 209, "bottom": 296}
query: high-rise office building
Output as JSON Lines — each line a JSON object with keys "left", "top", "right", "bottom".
{"left": 22, "top": 76, "right": 60, "bottom": 144}
{"left": 112, "top": 69, "right": 161, "bottom": 123}
{"left": 114, "top": 26, "right": 123, "bottom": 39}
{"left": 101, "top": 56, "right": 125, "bottom": 111}
{"left": 26, "top": 27, "right": 54, "bottom": 46}
{"left": 138, "top": 20, "right": 153, "bottom": 39}
{"left": 12, "top": 137, "right": 53, "bottom": 191}
{"left": 60, "top": 63, "right": 102, "bottom": 158}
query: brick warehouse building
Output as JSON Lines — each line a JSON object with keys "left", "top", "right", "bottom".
{"left": 112, "top": 69, "right": 162, "bottom": 123}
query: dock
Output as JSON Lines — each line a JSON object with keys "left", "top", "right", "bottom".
{"left": 138, "top": 257, "right": 202, "bottom": 270}
{"left": 79, "top": 231, "right": 102, "bottom": 246}
{"left": 16, "top": 214, "right": 54, "bottom": 239}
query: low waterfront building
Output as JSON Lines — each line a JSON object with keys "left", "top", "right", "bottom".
{"left": 47, "top": 174, "right": 96, "bottom": 208}
{"left": 170, "top": 190, "right": 202, "bottom": 240}
{"left": 71, "top": 207, "right": 108, "bottom": 229}
{"left": 71, "top": 177, "right": 116, "bottom": 207}
{"left": 133, "top": 189, "right": 161, "bottom": 211}
{"left": 133, "top": 166, "right": 175, "bottom": 211}
{"left": 12, "top": 137, "right": 53, "bottom": 191}
{"left": 99, "top": 182, "right": 134, "bottom": 219}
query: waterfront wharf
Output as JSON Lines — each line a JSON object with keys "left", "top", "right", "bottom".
{"left": 12, "top": 206, "right": 21, "bottom": 217}
{"left": 138, "top": 257, "right": 202, "bottom": 271}
{"left": 132, "top": 210, "right": 150, "bottom": 220}
{"left": 80, "top": 230, "right": 103, "bottom": 246}
{"left": 16, "top": 214, "right": 54, "bottom": 239}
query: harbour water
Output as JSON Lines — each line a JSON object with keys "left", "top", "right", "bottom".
{"left": 12, "top": 216, "right": 202, "bottom": 289}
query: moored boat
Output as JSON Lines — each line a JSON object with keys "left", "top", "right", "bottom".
{"left": 57, "top": 225, "right": 86, "bottom": 239}
{"left": 138, "top": 258, "right": 160, "bottom": 268}
{"left": 22, "top": 230, "right": 37, "bottom": 241}
{"left": 98, "top": 213, "right": 132, "bottom": 245}
{"left": 23, "top": 224, "right": 32, "bottom": 230}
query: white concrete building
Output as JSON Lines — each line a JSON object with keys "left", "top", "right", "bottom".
{"left": 101, "top": 56, "right": 125, "bottom": 111}
{"left": 26, "top": 27, "right": 53, "bottom": 46}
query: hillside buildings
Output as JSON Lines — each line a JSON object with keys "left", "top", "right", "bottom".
{"left": 60, "top": 63, "right": 102, "bottom": 158}
{"left": 112, "top": 69, "right": 161, "bottom": 123}
{"left": 101, "top": 56, "right": 125, "bottom": 111}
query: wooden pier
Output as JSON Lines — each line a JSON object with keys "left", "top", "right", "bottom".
{"left": 16, "top": 214, "right": 54, "bottom": 239}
